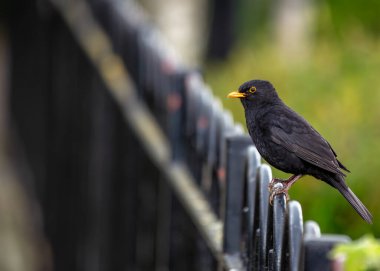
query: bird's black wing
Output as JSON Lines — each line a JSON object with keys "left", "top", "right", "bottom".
{"left": 269, "top": 109, "right": 346, "bottom": 176}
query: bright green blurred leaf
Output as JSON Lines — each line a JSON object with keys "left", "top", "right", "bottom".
{"left": 330, "top": 235, "right": 380, "bottom": 271}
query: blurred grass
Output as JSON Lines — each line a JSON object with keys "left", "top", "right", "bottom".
{"left": 204, "top": 30, "right": 380, "bottom": 238}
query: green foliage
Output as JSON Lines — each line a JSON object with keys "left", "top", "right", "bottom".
{"left": 205, "top": 32, "right": 380, "bottom": 237}
{"left": 330, "top": 235, "right": 380, "bottom": 271}
{"left": 325, "top": 0, "right": 380, "bottom": 36}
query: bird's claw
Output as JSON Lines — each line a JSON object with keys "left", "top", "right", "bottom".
{"left": 269, "top": 179, "right": 290, "bottom": 205}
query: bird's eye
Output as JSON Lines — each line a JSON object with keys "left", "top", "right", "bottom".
{"left": 248, "top": 86, "right": 257, "bottom": 94}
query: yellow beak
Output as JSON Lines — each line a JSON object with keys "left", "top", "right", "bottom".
{"left": 227, "top": 91, "right": 246, "bottom": 98}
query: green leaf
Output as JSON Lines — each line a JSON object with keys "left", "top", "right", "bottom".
{"left": 330, "top": 235, "right": 380, "bottom": 271}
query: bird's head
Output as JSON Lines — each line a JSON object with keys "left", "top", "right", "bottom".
{"left": 227, "top": 80, "right": 280, "bottom": 108}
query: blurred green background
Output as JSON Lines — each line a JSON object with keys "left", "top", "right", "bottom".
{"left": 205, "top": 0, "right": 380, "bottom": 238}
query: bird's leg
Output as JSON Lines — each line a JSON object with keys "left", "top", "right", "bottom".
{"left": 269, "top": 174, "right": 303, "bottom": 204}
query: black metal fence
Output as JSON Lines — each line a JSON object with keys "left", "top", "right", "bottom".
{"left": 9, "top": 0, "right": 351, "bottom": 270}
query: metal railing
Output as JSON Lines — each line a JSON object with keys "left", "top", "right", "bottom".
{"left": 10, "top": 0, "right": 352, "bottom": 270}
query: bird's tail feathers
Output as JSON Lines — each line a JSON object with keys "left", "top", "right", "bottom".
{"left": 332, "top": 178, "right": 372, "bottom": 224}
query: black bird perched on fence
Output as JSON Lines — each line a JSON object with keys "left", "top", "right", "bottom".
{"left": 228, "top": 80, "right": 372, "bottom": 223}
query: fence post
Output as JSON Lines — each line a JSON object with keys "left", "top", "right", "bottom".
{"left": 257, "top": 164, "right": 272, "bottom": 270}
{"left": 244, "top": 146, "right": 261, "bottom": 270}
{"left": 288, "top": 201, "right": 304, "bottom": 271}
{"left": 223, "top": 134, "right": 252, "bottom": 269}
{"left": 167, "top": 71, "right": 186, "bottom": 161}
{"left": 272, "top": 194, "right": 287, "bottom": 271}
{"left": 204, "top": 99, "right": 222, "bottom": 213}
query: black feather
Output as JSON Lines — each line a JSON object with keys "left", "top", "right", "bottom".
{"left": 328, "top": 175, "right": 372, "bottom": 223}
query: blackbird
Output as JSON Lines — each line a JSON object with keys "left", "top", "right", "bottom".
{"left": 228, "top": 80, "right": 372, "bottom": 223}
